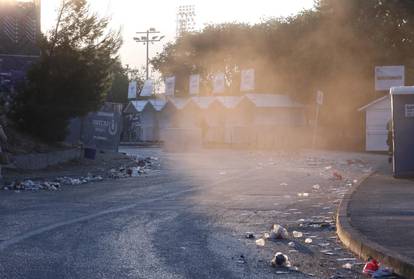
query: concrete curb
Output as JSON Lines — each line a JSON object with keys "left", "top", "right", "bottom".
{"left": 336, "top": 173, "right": 414, "bottom": 278}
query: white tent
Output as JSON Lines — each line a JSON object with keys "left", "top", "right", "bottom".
{"left": 358, "top": 96, "right": 391, "bottom": 152}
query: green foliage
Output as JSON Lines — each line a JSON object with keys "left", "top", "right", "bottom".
{"left": 10, "top": 0, "right": 122, "bottom": 142}
{"left": 107, "top": 60, "right": 129, "bottom": 103}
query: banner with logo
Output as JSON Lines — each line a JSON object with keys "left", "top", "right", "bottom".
{"left": 82, "top": 111, "right": 122, "bottom": 152}
{"left": 140, "top": 80, "right": 154, "bottom": 97}
{"left": 213, "top": 72, "right": 225, "bottom": 94}
{"left": 128, "top": 81, "right": 137, "bottom": 99}
{"left": 164, "top": 76, "right": 176, "bottom": 96}
{"left": 240, "top": 69, "right": 255, "bottom": 92}
{"left": 189, "top": 74, "right": 200, "bottom": 95}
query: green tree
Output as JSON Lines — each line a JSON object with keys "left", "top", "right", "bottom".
{"left": 107, "top": 60, "right": 129, "bottom": 103}
{"left": 10, "top": 0, "right": 122, "bottom": 142}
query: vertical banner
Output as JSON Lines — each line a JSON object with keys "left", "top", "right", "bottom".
{"left": 140, "top": 80, "right": 154, "bottom": 97}
{"left": 189, "top": 74, "right": 200, "bottom": 95}
{"left": 240, "top": 69, "right": 255, "bottom": 92}
{"left": 128, "top": 81, "right": 137, "bottom": 100}
{"left": 213, "top": 72, "right": 225, "bottom": 94}
{"left": 164, "top": 76, "right": 176, "bottom": 96}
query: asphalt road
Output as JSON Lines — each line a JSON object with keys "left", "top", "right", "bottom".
{"left": 0, "top": 148, "right": 388, "bottom": 279}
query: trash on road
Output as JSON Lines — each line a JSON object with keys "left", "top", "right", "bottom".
{"left": 372, "top": 268, "right": 394, "bottom": 278}
{"left": 292, "top": 231, "right": 303, "bottom": 238}
{"left": 268, "top": 224, "right": 289, "bottom": 240}
{"left": 304, "top": 238, "right": 313, "bottom": 244}
{"left": 271, "top": 252, "right": 291, "bottom": 268}
{"left": 298, "top": 192, "right": 310, "bottom": 197}
{"left": 255, "top": 238, "right": 265, "bottom": 247}
{"left": 245, "top": 232, "right": 255, "bottom": 239}
{"left": 312, "top": 184, "right": 321, "bottom": 190}
{"left": 280, "top": 182, "right": 288, "bottom": 187}
{"left": 333, "top": 172, "right": 343, "bottom": 180}
{"left": 342, "top": 263, "right": 353, "bottom": 269}
{"left": 363, "top": 258, "right": 380, "bottom": 277}
{"left": 288, "top": 241, "right": 296, "bottom": 247}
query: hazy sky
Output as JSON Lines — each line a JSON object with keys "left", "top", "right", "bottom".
{"left": 41, "top": 0, "right": 315, "bottom": 71}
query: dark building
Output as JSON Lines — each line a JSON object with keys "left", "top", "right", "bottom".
{"left": 0, "top": 0, "right": 41, "bottom": 91}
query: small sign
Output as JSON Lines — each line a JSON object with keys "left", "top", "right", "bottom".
{"left": 405, "top": 104, "right": 414, "bottom": 118}
{"left": 82, "top": 111, "right": 122, "bottom": 152}
{"left": 240, "top": 69, "right": 255, "bottom": 92}
{"left": 375, "top": 66, "right": 405, "bottom": 91}
{"left": 316, "top": 90, "right": 324, "bottom": 105}
{"left": 164, "top": 76, "right": 176, "bottom": 96}
{"left": 213, "top": 72, "right": 225, "bottom": 94}
{"left": 189, "top": 74, "right": 200, "bottom": 95}
{"left": 140, "top": 80, "right": 154, "bottom": 97}
{"left": 128, "top": 81, "right": 137, "bottom": 99}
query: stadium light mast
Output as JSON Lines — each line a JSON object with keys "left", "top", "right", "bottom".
{"left": 133, "top": 28, "right": 165, "bottom": 80}
{"left": 176, "top": 5, "right": 196, "bottom": 38}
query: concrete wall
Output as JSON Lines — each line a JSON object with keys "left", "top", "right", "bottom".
{"left": 12, "top": 148, "right": 82, "bottom": 170}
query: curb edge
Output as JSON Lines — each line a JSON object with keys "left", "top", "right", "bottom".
{"left": 336, "top": 172, "right": 414, "bottom": 279}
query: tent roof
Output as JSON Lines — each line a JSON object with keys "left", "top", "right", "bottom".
{"left": 189, "top": 96, "right": 216, "bottom": 109}
{"left": 244, "top": 94, "right": 303, "bottom": 108}
{"left": 358, "top": 95, "right": 389, "bottom": 112}
{"left": 166, "top": 97, "right": 191, "bottom": 110}
{"left": 149, "top": 99, "right": 167, "bottom": 111}
{"left": 124, "top": 100, "right": 149, "bottom": 114}
{"left": 214, "top": 96, "right": 244, "bottom": 109}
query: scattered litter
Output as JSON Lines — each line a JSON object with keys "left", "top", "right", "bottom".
{"left": 372, "top": 268, "right": 394, "bottom": 278}
{"left": 236, "top": 255, "right": 247, "bottom": 264}
{"left": 304, "top": 238, "right": 313, "bottom": 244}
{"left": 271, "top": 252, "right": 291, "bottom": 268}
{"left": 268, "top": 224, "right": 289, "bottom": 240}
{"left": 298, "top": 192, "right": 310, "bottom": 197}
{"left": 363, "top": 258, "right": 380, "bottom": 277}
{"left": 325, "top": 166, "right": 333, "bottom": 170}
{"left": 292, "top": 231, "right": 303, "bottom": 238}
{"left": 255, "top": 238, "right": 265, "bottom": 247}
{"left": 280, "top": 182, "right": 288, "bottom": 187}
{"left": 245, "top": 232, "right": 255, "bottom": 239}
{"left": 312, "top": 184, "right": 321, "bottom": 190}
{"left": 342, "top": 263, "right": 353, "bottom": 269}
{"left": 288, "top": 242, "right": 296, "bottom": 247}
{"left": 336, "top": 258, "right": 357, "bottom": 262}
{"left": 333, "top": 172, "right": 343, "bottom": 180}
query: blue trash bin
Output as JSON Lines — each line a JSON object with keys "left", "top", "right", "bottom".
{"left": 390, "top": 86, "right": 414, "bottom": 178}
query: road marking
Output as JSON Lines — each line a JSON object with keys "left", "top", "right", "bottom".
{"left": 0, "top": 168, "right": 258, "bottom": 251}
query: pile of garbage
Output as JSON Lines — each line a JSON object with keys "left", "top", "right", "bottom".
{"left": 2, "top": 174, "right": 104, "bottom": 191}
{"left": 2, "top": 157, "right": 159, "bottom": 192}
{"left": 108, "top": 156, "right": 159, "bottom": 179}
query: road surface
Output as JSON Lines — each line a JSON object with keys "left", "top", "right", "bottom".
{"left": 0, "top": 148, "right": 387, "bottom": 278}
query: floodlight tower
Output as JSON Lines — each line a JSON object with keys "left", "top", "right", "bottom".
{"left": 176, "top": 5, "right": 196, "bottom": 38}
{"left": 133, "top": 28, "right": 165, "bottom": 80}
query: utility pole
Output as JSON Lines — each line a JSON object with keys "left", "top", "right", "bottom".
{"left": 133, "top": 28, "right": 164, "bottom": 80}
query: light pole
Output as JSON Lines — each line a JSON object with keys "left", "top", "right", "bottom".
{"left": 133, "top": 28, "right": 165, "bottom": 80}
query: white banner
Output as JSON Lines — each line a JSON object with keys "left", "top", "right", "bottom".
{"left": 240, "top": 69, "right": 255, "bottom": 92}
{"left": 140, "top": 80, "right": 154, "bottom": 97}
{"left": 213, "top": 72, "right": 225, "bottom": 94}
{"left": 375, "top": 66, "right": 405, "bottom": 91}
{"left": 128, "top": 81, "right": 137, "bottom": 100}
{"left": 164, "top": 76, "right": 176, "bottom": 96}
{"left": 189, "top": 74, "right": 200, "bottom": 95}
